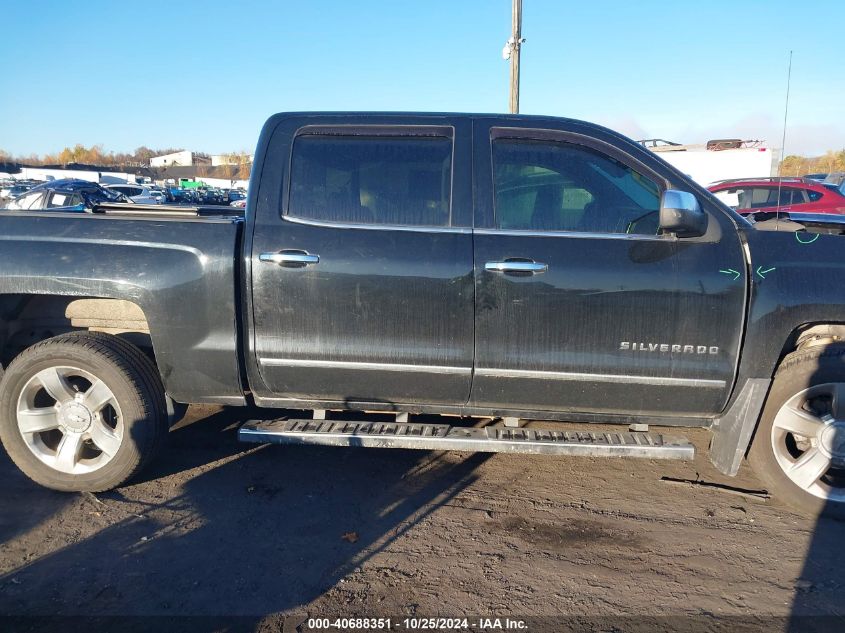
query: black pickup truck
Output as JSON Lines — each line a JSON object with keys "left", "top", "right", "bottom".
{"left": 1, "top": 112, "right": 844, "bottom": 517}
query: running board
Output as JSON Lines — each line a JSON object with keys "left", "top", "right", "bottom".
{"left": 238, "top": 419, "right": 695, "bottom": 460}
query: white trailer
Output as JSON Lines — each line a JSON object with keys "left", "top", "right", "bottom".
{"left": 640, "top": 139, "right": 778, "bottom": 187}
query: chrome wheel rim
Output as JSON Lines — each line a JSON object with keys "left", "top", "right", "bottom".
{"left": 16, "top": 366, "right": 123, "bottom": 475}
{"left": 771, "top": 383, "right": 845, "bottom": 502}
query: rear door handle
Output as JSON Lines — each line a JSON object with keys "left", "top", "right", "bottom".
{"left": 259, "top": 250, "right": 320, "bottom": 266}
{"left": 485, "top": 260, "right": 548, "bottom": 274}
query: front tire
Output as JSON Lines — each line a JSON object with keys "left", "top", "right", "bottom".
{"left": 749, "top": 344, "right": 845, "bottom": 517}
{"left": 0, "top": 332, "right": 168, "bottom": 492}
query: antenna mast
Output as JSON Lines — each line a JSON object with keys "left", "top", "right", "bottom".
{"left": 775, "top": 50, "right": 793, "bottom": 219}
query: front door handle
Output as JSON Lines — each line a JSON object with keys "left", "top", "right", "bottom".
{"left": 259, "top": 250, "right": 320, "bottom": 266}
{"left": 485, "top": 260, "right": 548, "bottom": 274}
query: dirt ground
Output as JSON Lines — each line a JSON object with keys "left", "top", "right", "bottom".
{"left": 1, "top": 405, "right": 844, "bottom": 632}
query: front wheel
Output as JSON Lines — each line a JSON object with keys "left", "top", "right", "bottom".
{"left": 0, "top": 332, "right": 168, "bottom": 492}
{"left": 748, "top": 344, "right": 845, "bottom": 517}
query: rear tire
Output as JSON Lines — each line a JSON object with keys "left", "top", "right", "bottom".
{"left": 0, "top": 332, "right": 168, "bottom": 492}
{"left": 749, "top": 344, "right": 845, "bottom": 518}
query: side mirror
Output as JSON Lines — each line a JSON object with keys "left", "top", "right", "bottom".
{"left": 659, "top": 190, "right": 707, "bottom": 237}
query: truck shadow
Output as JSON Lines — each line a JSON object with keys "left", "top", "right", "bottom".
{"left": 786, "top": 362, "right": 845, "bottom": 633}
{"left": 789, "top": 508, "right": 845, "bottom": 633}
{"left": 0, "top": 406, "right": 490, "bottom": 627}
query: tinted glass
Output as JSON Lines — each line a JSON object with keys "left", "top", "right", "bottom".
{"left": 807, "top": 190, "right": 823, "bottom": 202}
{"left": 492, "top": 140, "right": 661, "bottom": 234}
{"left": 748, "top": 187, "right": 777, "bottom": 209}
{"left": 787, "top": 188, "right": 807, "bottom": 205}
{"left": 289, "top": 135, "right": 452, "bottom": 227}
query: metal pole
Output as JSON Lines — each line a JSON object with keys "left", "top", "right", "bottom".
{"left": 509, "top": 0, "right": 523, "bottom": 114}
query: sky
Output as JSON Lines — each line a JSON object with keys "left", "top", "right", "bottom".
{"left": 1, "top": 0, "right": 843, "bottom": 157}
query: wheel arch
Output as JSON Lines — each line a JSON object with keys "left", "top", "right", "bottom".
{"left": 711, "top": 321, "right": 845, "bottom": 476}
{"left": 0, "top": 294, "right": 154, "bottom": 368}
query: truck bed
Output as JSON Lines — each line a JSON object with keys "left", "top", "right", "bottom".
{"left": 0, "top": 209, "right": 245, "bottom": 405}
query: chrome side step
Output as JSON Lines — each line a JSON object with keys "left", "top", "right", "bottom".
{"left": 238, "top": 419, "right": 695, "bottom": 460}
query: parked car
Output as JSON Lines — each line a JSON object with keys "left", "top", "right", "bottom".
{"left": 149, "top": 190, "right": 166, "bottom": 204}
{"left": 165, "top": 188, "right": 192, "bottom": 203}
{"left": 5, "top": 112, "right": 845, "bottom": 519}
{"left": 708, "top": 177, "right": 845, "bottom": 215}
{"left": 227, "top": 189, "right": 246, "bottom": 203}
{"left": 821, "top": 172, "right": 845, "bottom": 197}
{"left": 803, "top": 173, "right": 828, "bottom": 182}
{"left": 230, "top": 198, "right": 247, "bottom": 208}
{"left": 105, "top": 184, "right": 162, "bottom": 205}
{"left": 5, "top": 179, "right": 127, "bottom": 211}
{"left": 199, "top": 188, "right": 224, "bottom": 204}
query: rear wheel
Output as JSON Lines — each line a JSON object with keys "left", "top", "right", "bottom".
{"left": 0, "top": 332, "right": 167, "bottom": 492}
{"left": 749, "top": 344, "right": 845, "bottom": 517}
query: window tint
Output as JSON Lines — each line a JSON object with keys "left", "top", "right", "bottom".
{"left": 288, "top": 135, "right": 452, "bottom": 227}
{"left": 492, "top": 140, "right": 661, "bottom": 235}
{"left": 787, "top": 188, "right": 807, "bottom": 205}
{"left": 807, "top": 189, "right": 822, "bottom": 202}
{"left": 735, "top": 186, "right": 809, "bottom": 209}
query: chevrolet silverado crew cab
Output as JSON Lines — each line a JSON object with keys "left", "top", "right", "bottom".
{"left": 2, "top": 113, "right": 845, "bottom": 517}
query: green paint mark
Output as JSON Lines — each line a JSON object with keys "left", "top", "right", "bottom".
{"left": 756, "top": 266, "right": 776, "bottom": 279}
{"left": 796, "top": 232, "right": 820, "bottom": 244}
{"left": 719, "top": 268, "right": 741, "bottom": 281}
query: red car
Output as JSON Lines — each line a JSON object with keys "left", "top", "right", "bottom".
{"left": 708, "top": 177, "right": 845, "bottom": 215}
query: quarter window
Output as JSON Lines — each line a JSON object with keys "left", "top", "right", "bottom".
{"left": 492, "top": 139, "right": 662, "bottom": 235}
{"left": 288, "top": 134, "right": 453, "bottom": 227}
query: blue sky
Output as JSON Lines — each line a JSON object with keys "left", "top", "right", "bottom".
{"left": 1, "top": 0, "right": 842, "bottom": 157}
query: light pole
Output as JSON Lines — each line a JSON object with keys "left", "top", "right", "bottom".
{"left": 502, "top": 0, "right": 525, "bottom": 114}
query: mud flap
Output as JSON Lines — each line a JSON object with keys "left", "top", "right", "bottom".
{"left": 709, "top": 378, "right": 771, "bottom": 476}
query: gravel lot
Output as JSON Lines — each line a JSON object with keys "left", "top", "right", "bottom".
{"left": 1, "top": 405, "right": 843, "bottom": 632}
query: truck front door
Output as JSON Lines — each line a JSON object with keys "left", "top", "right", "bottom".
{"left": 470, "top": 120, "right": 747, "bottom": 418}
{"left": 248, "top": 116, "right": 474, "bottom": 407}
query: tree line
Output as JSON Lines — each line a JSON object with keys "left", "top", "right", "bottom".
{"left": 3, "top": 144, "right": 843, "bottom": 181}
{"left": 0, "top": 145, "right": 196, "bottom": 168}
{"left": 780, "top": 150, "right": 845, "bottom": 177}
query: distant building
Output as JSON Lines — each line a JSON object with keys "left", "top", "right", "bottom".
{"left": 149, "top": 150, "right": 210, "bottom": 168}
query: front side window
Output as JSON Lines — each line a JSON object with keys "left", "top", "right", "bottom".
{"left": 288, "top": 134, "right": 453, "bottom": 227}
{"left": 492, "top": 139, "right": 662, "bottom": 235}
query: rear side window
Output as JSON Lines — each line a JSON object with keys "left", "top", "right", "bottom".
{"left": 288, "top": 134, "right": 452, "bottom": 227}
{"left": 747, "top": 187, "right": 777, "bottom": 209}
{"left": 735, "top": 186, "right": 809, "bottom": 209}
{"left": 47, "top": 192, "right": 70, "bottom": 208}
{"left": 807, "top": 190, "right": 823, "bottom": 202}
{"left": 492, "top": 139, "right": 661, "bottom": 234}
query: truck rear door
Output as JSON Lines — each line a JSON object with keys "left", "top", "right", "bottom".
{"left": 248, "top": 115, "right": 474, "bottom": 407}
